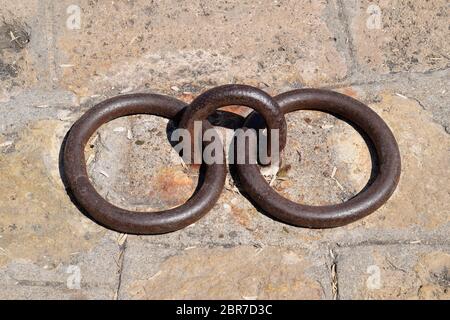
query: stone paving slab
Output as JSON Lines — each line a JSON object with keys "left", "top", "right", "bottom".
{"left": 0, "top": 236, "right": 120, "bottom": 299}
{"left": 342, "top": 0, "right": 449, "bottom": 78}
{"left": 0, "top": 0, "right": 448, "bottom": 300}
{"left": 0, "top": 115, "right": 121, "bottom": 299}
{"left": 0, "top": 89, "right": 78, "bottom": 134}
{"left": 0, "top": 0, "right": 59, "bottom": 101}
{"left": 334, "top": 69, "right": 450, "bottom": 132}
{"left": 51, "top": 0, "right": 349, "bottom": 96}
{"left": 119, "top": 239, "right": 333, "bottom": 299}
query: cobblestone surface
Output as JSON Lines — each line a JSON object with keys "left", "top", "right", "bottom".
{"left": 0, "top": 0, "right": 448, "bottom": 299}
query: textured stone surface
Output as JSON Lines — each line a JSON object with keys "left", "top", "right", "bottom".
{"left": 120, "top": 242, "right": 332, "bottom": 299}
{"left": 53, "top": 0, "right": 348, "bottom": 96}
{"left": 337, "top": 245, "right": 450, "bottom": 299}
{"left": 336, "top": 69, "right": 450, "bottom": 133}
{"left": 0, "top": 120, "right": 109, "bottom": 267}
{"left": 0, "top": 0, "right": 449, "bottom": 300}
{"left": 343, "top": 0, "right": 449, "bottom": 76}
{"left": 0, "top": 118, "right": 121, "bottom": 299}
{"left": 99, "top": 92, "right": 449, "bottom": 249}
{"left": 321, "top": 94, "right": 450, "bottom": 236}
{"left": 89, "top": 115, "right": 198, "bottom": 211}
{"left": 0, "top": 236, "right": 120, "bottom": 299}
{"left": 0, "top": 1, "right": 38, "bottom": 100}
{"left": 0, "top": 1, "right": 59, "bottom": 102}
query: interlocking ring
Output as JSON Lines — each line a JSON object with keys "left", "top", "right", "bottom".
{"left": 62, "top": 94, "right": 226, "bottom": 234}
{"left": 62, "top": 86, "right": 401, "bottom": 232}
{"left": 179, "top": 84, "right": 288, "bottom": 163}
{"left": 235, "top": 89, "right": 401, "bottom": 228}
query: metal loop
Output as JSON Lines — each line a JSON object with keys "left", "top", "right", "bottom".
{"left": 62, "top": 94, "right": 226, "bottom": 234}
{"left": 178, "top": 84, "right": 288, "bottom": 163}
{"left": 235, "top": 89, "right": 401, "bottom": 228}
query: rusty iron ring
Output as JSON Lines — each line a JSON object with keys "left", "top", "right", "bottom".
{"left": 235, "top": 89, "right": 401, "bottom": 228}
{"left": 63, "top": 94, "right": 226, "bottom": 234}
{"left": 179, "top": 84, "right": 288, "bottom": 163}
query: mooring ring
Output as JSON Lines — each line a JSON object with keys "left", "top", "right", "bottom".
{"left": 63, "top": 94, "right": 226, "bottom": 234}
{"left": 179, "top": 84, "right": 288, "bottom": 163}
{"left": 235, "top": 89, "right": 401, "bottom": 228}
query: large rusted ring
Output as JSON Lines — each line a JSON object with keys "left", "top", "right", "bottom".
{"left": 179, "top": 84, "right": 288, "bottom": 162}
{"left": 236, "top": 89, "right": 401, "bottom": 228}
{"left": 63, "top": 94, "right": 226, "bottom": 234}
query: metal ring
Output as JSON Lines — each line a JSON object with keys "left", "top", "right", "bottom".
{"left": 63, "top": 94, "right": 226, "bottom": 234}
{"left": 179, "top": 84, "right": 288, "bottom": 162}
{"left": 235, "top": 89, "right": 401, "bottom": 228}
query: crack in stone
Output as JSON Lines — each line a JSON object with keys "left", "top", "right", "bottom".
{"left": 114, "top": 237, "right": 128, "bottom": 300}
{"left": 336, "top": 240, "right": 450, "bottom": 248}
{"left": 329, "top": 245, "right": 340, "bottom": 300}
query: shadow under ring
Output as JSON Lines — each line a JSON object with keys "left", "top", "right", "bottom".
{"left": 235, "top": 89, "right": 401, "bottom": 228}
{"left": 62, "top": 94, "right": 226, "bottom": 234}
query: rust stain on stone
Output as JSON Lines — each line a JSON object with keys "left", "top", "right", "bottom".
{"left": 229, "top": 204, "right": 254, "bottom": 230}
{"left": 340, "top": 87, "right": 358, "bottom": 98}
{"left": 178, "top": 92, "right": 195, "bottom": 103}
{"left": 220, "top": 105, "right": 250, "bottom": 116}
{"left": 148, "top": 167, "right": 195, "bottom": 207}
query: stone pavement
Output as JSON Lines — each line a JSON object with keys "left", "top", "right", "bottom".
{"left": 0, "top": 0, "right": 448, "bottom": 299}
